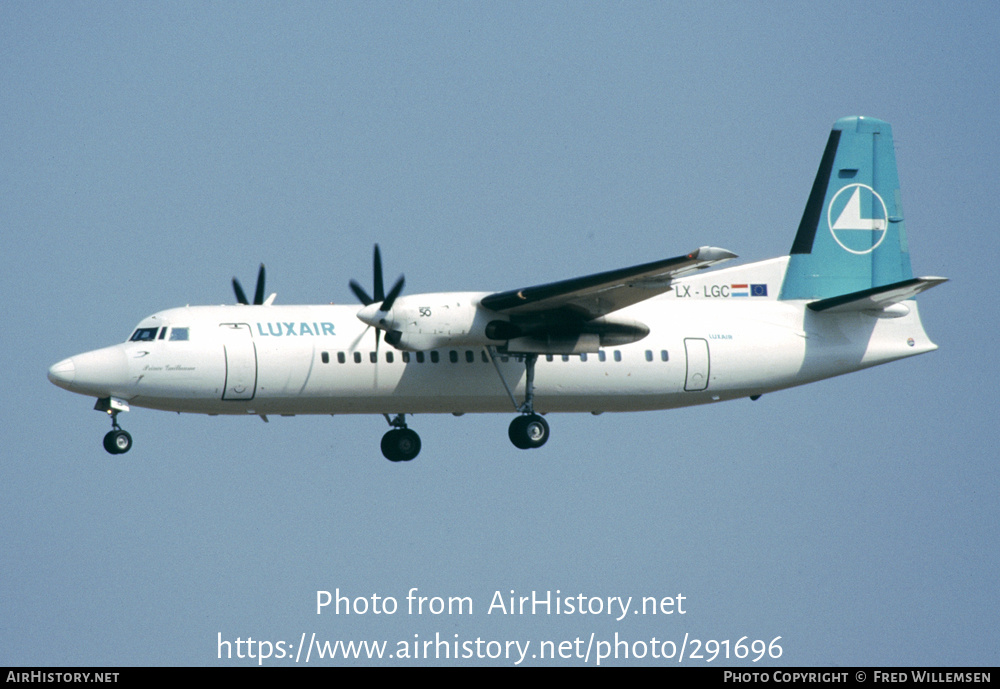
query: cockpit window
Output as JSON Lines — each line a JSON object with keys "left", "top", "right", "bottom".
{"left": 130, "top": 327, "right": 160, "bottom": 342}
{"left": 169, "top": 327, "right": 189, "bottom": 341}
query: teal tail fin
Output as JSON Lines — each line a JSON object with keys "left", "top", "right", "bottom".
{"left": 779, "top": 117, "right": 913, "bottom": 300}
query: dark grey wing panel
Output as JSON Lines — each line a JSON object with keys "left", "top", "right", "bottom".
{"left": 479, "top": 246, "right": 737, "bottom": 320}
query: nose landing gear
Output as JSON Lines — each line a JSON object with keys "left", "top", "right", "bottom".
{"left": 96, "top": 397, "right": 133, "bottom": 455}
{"left": 103, "top": 427, "right": 133, "bottom": 455}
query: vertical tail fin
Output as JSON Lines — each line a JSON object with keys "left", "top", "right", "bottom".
{"left": 779, "top": 117, "right": 913, "bottom": 300}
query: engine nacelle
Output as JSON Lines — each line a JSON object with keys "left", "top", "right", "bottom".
{"left": 371, "top": 293, "right": 650, "bottom": 353}
{"left": 374, "top": 292, "right": 497, "bottom": 351}
{"left": 505, "top": 333, "right": 602, "bottom": 355}
{"left": 502, "top": 317, "right": 649, "bottom": 354}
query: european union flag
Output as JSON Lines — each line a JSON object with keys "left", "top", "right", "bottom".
{"left": 751, "top": 284, "right": 768, "bottom": 297}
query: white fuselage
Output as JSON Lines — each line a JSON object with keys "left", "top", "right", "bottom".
{"left": 48, "top": 260, "right": 938, "bottom": 418}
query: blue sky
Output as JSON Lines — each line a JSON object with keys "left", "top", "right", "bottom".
{"left": 2, "top": 1, "right": 997, "bottom": 666}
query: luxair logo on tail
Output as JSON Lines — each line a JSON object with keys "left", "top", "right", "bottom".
{"left": 779, "top": 117, "right": 914, "bottom": 301}
{"left": 828, "top": 183, "right": 888, "bottom": 254}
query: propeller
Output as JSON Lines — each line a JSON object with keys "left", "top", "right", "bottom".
{"left": 349, "top": 245, "right": 405, "bottom": 312}
{"left": 349, "top": 245, "right": 405, "bottom": 350}
{"left": 232, "top": 264, "right": 267, "bottom": 305}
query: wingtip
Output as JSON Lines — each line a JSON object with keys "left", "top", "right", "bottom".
{"left": 694, "top": 246, "right": 739, "bottom": 262}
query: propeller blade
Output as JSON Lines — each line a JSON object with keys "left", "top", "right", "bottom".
{"left": 381, "top": 276, "right": 405, "bottom": 312}
{"left": 253, "top": 264, "right": 266, "bottom": 305}
{"left": 373, "top": 244, "right": 385, "bottom": 303}
{"left": 232, "top": 278, "right": 249, "bottom": 305}
{"left": 373, "top": 325, "right": 380, "bottom": 389}
{"left": 351, "top": 244, "right": 406, "bottom": 351}
{"left": 349, "top": 280, "right": 374, "bottom": 306}
{"left": 348, "top": 325, "right": 371, "bottom": 351}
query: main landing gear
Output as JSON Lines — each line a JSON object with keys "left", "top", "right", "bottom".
{"left": 489, "top": 350, "right": 550, "bottom": 451}
{"left": 508, "top": 413, "right": 549, "bottom": 450}
{"left": 381, "top": 414, "right": 421, "bottom": 462}
{"left": 378, "top": 349, "right": 552, "bottom": 460}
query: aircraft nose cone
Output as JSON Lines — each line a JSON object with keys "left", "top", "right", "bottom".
{"left": 48, "top": 358, "right": 76, "bottom": 388}
{"left": 48, "top": 346, "right": 131, "bottom": 396}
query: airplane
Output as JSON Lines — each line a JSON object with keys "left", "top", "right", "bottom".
{"left": 48, "top": 116, "right": 946, "bottom": 462}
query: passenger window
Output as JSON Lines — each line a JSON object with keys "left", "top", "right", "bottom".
{"left": 354, "top": 352, "right": 362, "bottom": 364}
{"left": 402, "top": 352, "right": 411, "bottom": 363}
{"left": 661, "top": 350, "right": 669, "bottom": 362}
{"left": 645, "top": 350, "right": 653, "bottom": 362}
{"left": 369, "top": 352, "right": 377, "bottom": 363}
{"left": 430, "top": 351, "right": 440, "bottom": 363}
{"left": 169, "top": 327, "right": 189, "bottom": 341}
{"left": 580, "top": 353, "right": 588, "bottom": 362}
{"left": 337, "top": 352, "right": 346, "bottom": 364}
{"left": 386, "top": 352, "right": 394, "bottom": 363}
{"left": 449, "top": 350, "right": 459, "bottom": 363}
{"left": 614, "top": 351, "right": 622, "bottom": 362}
{"left": 321, "top": 352, "right": 329, "bottom": 364}
{"left": 598, "top": 351, "right": 606, "bottom": 362}
{"left": 416, "top": 352, "right": 425, "bottom": 363}
{"left": 466, "top": 351, "right": 475, "bottom": 363}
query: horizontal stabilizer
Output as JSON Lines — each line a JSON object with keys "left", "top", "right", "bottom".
{"left": 807, "top": 276, "right": 948, "bottom": 313}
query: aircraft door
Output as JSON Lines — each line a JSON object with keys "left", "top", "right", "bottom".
{"left": 220, "top": 323, "right": 257, "bottom": 400}
{"left": 684, "top": 338, "right": 710, "bottom": 391}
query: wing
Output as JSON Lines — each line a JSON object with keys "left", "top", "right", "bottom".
{"left": 480, "top": 246, "right": 737, "bottom": 320}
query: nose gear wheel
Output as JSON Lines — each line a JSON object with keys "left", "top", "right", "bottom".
{"left": 103, "top": 429, "right": 133, "bottom": 454}
{"left": 102, "top": 408, "right": 133, "bottom": 455}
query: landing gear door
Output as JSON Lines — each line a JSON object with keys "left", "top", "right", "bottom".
{"left": 220, "top": 323, "right": 257, "bottom": 400}
{"left": 684, "top": 338, "right": 710, "bottom": 392}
